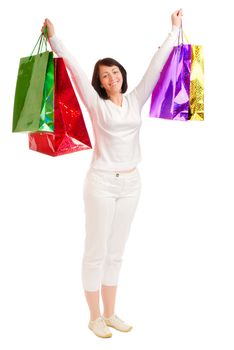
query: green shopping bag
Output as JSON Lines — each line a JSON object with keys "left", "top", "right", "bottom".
{"left": 12, "top": 33, "right": 54, "bottom": 132}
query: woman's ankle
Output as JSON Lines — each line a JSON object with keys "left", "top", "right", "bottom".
{"left": 90, "top": 313, "right": 102, "bottom": 321}
{"left": 103, "top": 312, "right": 114, "bottom": 318}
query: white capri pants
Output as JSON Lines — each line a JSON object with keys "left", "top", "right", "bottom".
{"left": 82, "top": 166, "right": 141, "bottom": 291}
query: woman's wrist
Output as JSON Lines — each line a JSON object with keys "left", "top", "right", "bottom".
{"left": 49, "top": 33, "right": 56, "bottom": 40}
{"left": 172, "top": 24, "right": 180, "bottom": 31}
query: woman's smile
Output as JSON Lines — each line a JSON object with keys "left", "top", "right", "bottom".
{"left": 110, "top": 81, "right": 119, "bottom": 86}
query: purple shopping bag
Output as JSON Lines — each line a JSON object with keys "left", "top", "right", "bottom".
{"left": 149, "top": 44, "right": 192, "bottom": 120}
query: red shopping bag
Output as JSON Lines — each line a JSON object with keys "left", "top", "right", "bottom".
{"left": 29, "top": 58, "right": 92, "bottom": 156}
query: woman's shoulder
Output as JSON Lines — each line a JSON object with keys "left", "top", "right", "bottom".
{"left": 125, "top": 89, "right": 139, "bottom": 102}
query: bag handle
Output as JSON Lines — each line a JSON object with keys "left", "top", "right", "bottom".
{"left": 177, "top": 21, "right": 190, "bottom": 45}
{"left": 38, "top": 30, "right": 48, "bottom": 53}
{"left": 29, "top": 27, "right": 48, "bottom": 59}
{"left": 39, "top": 26, "right": 48, "bottom": 52}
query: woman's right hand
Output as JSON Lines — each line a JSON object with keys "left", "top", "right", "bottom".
{"left": 171, "top": 9, "right": 183, "bottom": 28}
{"left": 41, "top": 18, "right": 55, "bottom": 38}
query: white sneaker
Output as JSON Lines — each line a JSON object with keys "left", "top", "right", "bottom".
{"left": 103, "top": 314, "right": 133, "bottom": 332}
{"left": 88, "top": 316, "right": 112, "bottom": 338}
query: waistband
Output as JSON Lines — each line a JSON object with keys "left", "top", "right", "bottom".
{"left": 88, "top": 166, "right": 139, "bottom": 178}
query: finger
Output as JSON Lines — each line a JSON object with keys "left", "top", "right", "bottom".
{"left": 174, "top": 8, "right": 182, "bottom": 16}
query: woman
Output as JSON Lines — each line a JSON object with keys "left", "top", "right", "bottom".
{"left": 42, "top": 9, "right": 182, "bottom": 338}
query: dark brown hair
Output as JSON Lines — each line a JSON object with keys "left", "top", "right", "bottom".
{"left": 91, "top": 57, "right": 128, "bottom": 99}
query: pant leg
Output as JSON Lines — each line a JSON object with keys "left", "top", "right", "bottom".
{"left": 82, "top": 177, "right": 116, "bottom": 292}
{"left": 102, "top": 172, "right": 141, "bottom": 286}
{"left": 82, "top": 193, "right": 116, "bottom": 291}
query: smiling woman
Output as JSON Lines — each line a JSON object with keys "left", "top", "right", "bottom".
{"left": 91, "top": 57, "right": 127, "bottom": 104}
{"left": 98, "top": 66, "right": 123, "bottom": 105}
{"left": 41, "top": 9, "right": 183, "bottom": 339}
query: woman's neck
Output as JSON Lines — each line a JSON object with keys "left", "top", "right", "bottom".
{"left": 108, "top": 93, "right": 123, "bottom": 107}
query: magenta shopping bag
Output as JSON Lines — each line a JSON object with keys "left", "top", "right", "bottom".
{"left": 149, "top": 44, "right": 192, "bottom": 121}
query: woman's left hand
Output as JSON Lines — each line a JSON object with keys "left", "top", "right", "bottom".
{"left": 171, "top": 9, "right": 183, "bottom": 28}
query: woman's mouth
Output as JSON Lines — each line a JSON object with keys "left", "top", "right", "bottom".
{"left": 110, "top": 81, "right": 119, "bottom": 86}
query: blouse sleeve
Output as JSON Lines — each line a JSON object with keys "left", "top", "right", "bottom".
{"left": 131, "top": 25, "right": 180, "bottom": 109}
{"left": 49, "top": 34, "right": 98, "bottom": 113}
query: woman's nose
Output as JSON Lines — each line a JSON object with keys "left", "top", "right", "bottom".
{"left": 109, "top": 74, "right": 115, "bottom": 81}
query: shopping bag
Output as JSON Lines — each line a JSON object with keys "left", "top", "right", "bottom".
{"left": 150, "top": 43, "right": 192, "bottom": 120}
{"left": 28, "top": 57, "right": 92, "bottom": 156}
{"left": 189, "top": 45, "right": 204, "bottom": 120}
{"left": 149, "top": 27, "right": 204, "bottom": 121}
{"left": 12, "top": 34, "right": 54, "bottom": 132}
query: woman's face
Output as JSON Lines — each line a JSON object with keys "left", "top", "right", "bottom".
{"left": 99, "top": 65, "right": 123, "bottom": 96}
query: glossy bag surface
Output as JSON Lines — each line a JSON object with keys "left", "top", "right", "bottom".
{"left": 189, "top": 45, "right": 204, "bottom": 120}
{"left": 149, "top": 44, "right": 192, "bottom": 121}
{"left": 29, "top": 58, "right": 92, "bottom": 156}
{"left": 12, "top": 51, "right": 52, "bottom": 132}
{"left": 12, "top": 32, "right": 55, "bottom": 132}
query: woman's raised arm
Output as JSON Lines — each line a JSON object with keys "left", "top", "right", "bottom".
{"left": 42, "top": 19, "right": 98, "bottom": 114}
{"left": 132, "top": 9, "right": 183, "bottom": 109}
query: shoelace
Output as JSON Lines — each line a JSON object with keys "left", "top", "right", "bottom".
{"left": 111, "top": 315, "right": 126, "bottom": 325}
{"left": 95, "top": 317, "right": 109, "bottom": 329}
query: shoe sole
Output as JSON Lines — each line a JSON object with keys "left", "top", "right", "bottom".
{"left": 105, "top": 324, "right": 133, "bottom": 332}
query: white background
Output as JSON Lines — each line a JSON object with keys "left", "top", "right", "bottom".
{"left": 0, "top": 0, "right": 233, "bottom": 349}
